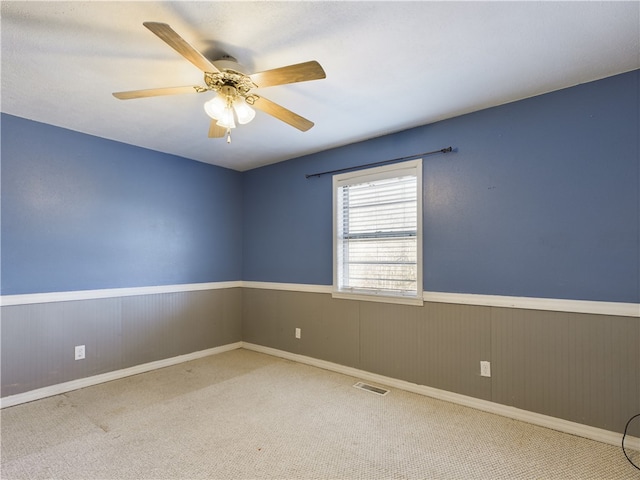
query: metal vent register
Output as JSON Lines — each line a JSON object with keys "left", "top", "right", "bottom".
{"left": 353, "top": 382, "right": 390, "bottom": 396}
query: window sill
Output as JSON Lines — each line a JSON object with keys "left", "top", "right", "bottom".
{"left": 331, "top": 291, "right": 424, "bottom": 306}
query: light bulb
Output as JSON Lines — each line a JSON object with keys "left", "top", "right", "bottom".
{"left": 204, "top": 94, "right": 226, "bottom": 120}
{"left": 233, "top": 96, "right": 256, "bottom": 125}
{"left": 216, "top": 106, "right": 236, "bottom": 129}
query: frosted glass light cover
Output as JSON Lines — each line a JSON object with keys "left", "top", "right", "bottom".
{"left": 216, "top": 106, "right": 236, "bottom": 129}
{"left": 204, "top": 95, "right": 226, "bottom": 120}
{"left": 233, "top": 97, "right": 256, "bottom": 124}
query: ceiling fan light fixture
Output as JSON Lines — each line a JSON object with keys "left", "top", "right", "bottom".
{"left": 114, "top": 23, "right": 326, "bottom": 143}
{"left": 204, "top": 94, "right": 226, "bottom": 120}
{"left": 216, "top": 106, "right": 236, "bottom": 129}
{"left": 233, "top": 96, "right": 256, "bottom": 125}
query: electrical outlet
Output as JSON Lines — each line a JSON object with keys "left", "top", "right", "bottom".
{"left": 75, "top": 345, "right": 86, "bottom": 360}
{"left": 480, "top": 360, "right": 491, "bottom": 377}
{"left": 295, "top": 328, "right": 301, "bottom": 339}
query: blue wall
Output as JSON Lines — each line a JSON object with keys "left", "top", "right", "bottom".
{"left": 1, "top": 114, "right": 243, "bottom": 295}
{"left": 3, "top": 70, "right": 638, "bottom": 302}
{"left": 243, "top": 70, "right": 639, "bottom": 303}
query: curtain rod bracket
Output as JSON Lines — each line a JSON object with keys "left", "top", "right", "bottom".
{"left": 305, "top": 146, "right": 453, "bottom": 179}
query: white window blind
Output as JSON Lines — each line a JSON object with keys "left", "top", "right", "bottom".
{"left": 333, "top": 159, "right": 423, "bottom": 304}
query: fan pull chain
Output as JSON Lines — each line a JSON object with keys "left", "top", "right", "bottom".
{"left": 226, "top": 129, "right": 231, "bottom": 143}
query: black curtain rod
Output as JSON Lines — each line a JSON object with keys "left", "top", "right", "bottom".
{"left": 305, "top": 147, "right": 453, "bottom": 179}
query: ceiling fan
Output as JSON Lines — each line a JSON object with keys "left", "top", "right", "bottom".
{"left": 113, "top": 22, "right": 326, "bottom": 142}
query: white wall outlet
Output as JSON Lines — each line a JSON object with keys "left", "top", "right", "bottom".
{"left": 295, "top": 328, "right": 301, "bottom": 339}
{"left": 480, "top": 360, "right": 491, "bottom": 377}
{"left": 75, "top": 345, "right": 86, "bottom": 360}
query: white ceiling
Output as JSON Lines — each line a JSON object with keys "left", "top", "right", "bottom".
{"left": 2, "top": 1, "right": 639, "bottom": 171}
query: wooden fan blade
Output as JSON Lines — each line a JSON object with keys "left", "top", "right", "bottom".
{"left": 112, "top": 86, "right": 204, "bottom": 100}
{"left": 249, "top": 61, "right": 326, "bottom": 88}
{"left": 252, "top": 96, "right": 314, "bottom": 132}
{"left": 143, "top": 22, "right": 219, "bottom": 73}
{"left": 208, "top": 121, "right": 226, "bottom": 138}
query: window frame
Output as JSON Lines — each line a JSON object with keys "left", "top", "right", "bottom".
{"left": 332, "top": 159, "right": 423, "bottom": 306}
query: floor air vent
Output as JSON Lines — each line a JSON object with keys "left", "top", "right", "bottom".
{"left": 353, "top": 382, "right": 390, "bottom": 396}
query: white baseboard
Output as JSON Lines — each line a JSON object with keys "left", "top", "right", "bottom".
{"left": 0, "top": 342, "right": 243, "bottom": 409}
{"left": 242, "top": 342, "right": 640, "bottom": 452}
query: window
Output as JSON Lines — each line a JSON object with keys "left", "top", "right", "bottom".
{"left": 333, "top": 159, "right": 423, "bottom": 305}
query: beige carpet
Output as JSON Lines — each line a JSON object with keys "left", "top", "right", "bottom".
{"left": 1, "top": 349, "right": 637, "bottom": 479}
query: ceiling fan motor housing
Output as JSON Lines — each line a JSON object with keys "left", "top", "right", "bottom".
{"left": 204, "top": 56, "right": 257, "bottom": 100}
{"left": 212, "top": 56, "right": 244, "bottom": 73}
{"left": 219, "top": 85, "right": 237, "bottom": 97}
